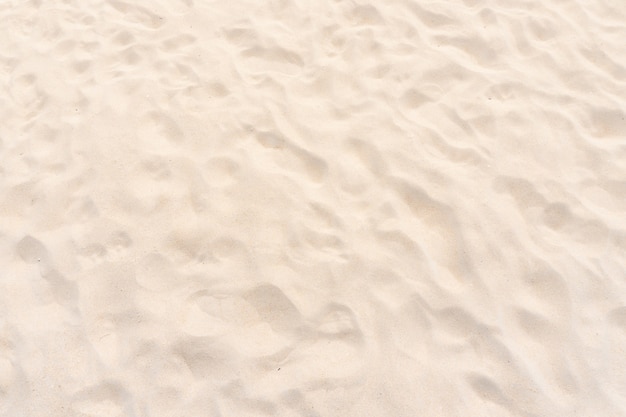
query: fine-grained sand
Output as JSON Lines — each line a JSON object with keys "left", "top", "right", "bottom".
{"left": 1, "top": 0, "right": 626, "bottom": 416}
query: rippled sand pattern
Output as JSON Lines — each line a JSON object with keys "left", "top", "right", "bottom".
{"left": 1, "top": 0, "right": 626, "bottom": 416}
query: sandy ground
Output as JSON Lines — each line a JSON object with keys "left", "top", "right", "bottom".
{"left": 1, "top": 0, "right": 626, "bottom": 416}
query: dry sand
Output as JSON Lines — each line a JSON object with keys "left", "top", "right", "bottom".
{"left": 1, "top": 0, "right": 626, "bottom": 416}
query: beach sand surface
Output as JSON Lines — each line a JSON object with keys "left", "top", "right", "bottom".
{"left": 1, "top": 0, "right": 626, "bottom": 416}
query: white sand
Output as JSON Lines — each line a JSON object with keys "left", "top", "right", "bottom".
{"left": 1, "top": 0, "right": 626, "bottom": 416}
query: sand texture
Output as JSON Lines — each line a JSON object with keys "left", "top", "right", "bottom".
{"left": 1, "top": 0, "right": 626, "bottom": 416}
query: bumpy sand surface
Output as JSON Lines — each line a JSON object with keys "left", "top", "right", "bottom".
{"left": 1, "top": 0, "right": 626, "bottom": 416}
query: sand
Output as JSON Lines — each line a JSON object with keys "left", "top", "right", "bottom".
{"left": 1, "top": 0, "right": 626, "bottom": 416}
